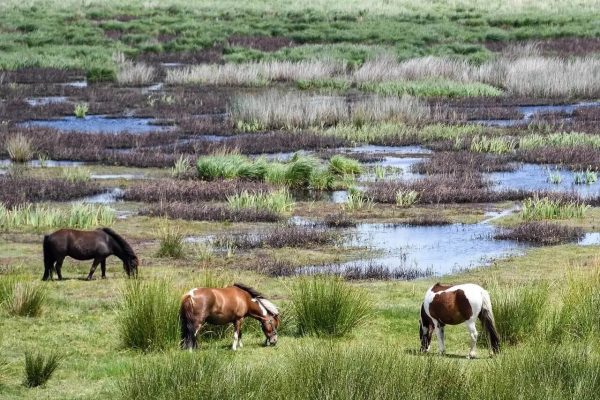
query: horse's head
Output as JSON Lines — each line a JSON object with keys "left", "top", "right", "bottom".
{"left": 124, "top": 256, "right": 139, "bottom": 278}
{"left": 419, "top": 303, "right": 433, "bottom": 352}
{"left": 261, "top": 314, "right": 279, "bottom": 346}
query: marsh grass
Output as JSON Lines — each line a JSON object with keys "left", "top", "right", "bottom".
{"left": 0, "top": 279, "right": 46, "bottom": 317}
{"left": 548, "top": 270, "right": 600, "bottom": 342}
{"left": 116, "top": 60, "right": 155, "bottom": 86}
{"left": 290, "top": 276, "right": 372, "bottom": 337}
{"left": 23, "top": 351, "right": 61, "bottom": 388}
{"left": 171, "top": 155, "right": 192, "bottom": 179}
{"left": 470, "top": 135, "right": 515, "bottom": 154}
{"left": 343, "top": 189, "right": 373, "bottom": 211}
{"left": 5, "top": 134, "right": 33, "bottom": 163}
{"left": 227, "top": 189, "right": 294, "bottom": 215}
{"left": 0, "top": 203, "right": 115, "bottom": 230}
{"left": 546, "top": 168, "right": 563, "bottom": 184}
{"left": 328, "top": 155, "right": 362, "bottom": 176}
{"left": 118, "top": 279, "right": 180, "bottom": 351}
{"left": 156, "top": 225, "right": 185, "bottom": 258}
{"left": 521, "top": 195, "right": 588, "bottom": 220}
{"left": 573, "top": 169, "right": 598, "bottom": 185}
{"left": 61, "top": 167, "right": 91, "bottom": 183}
{"left": 488, "top": 283, "right": 549, "bottom": 345}
{"left": 73, "top": 103, "right": 88, "bottom": 118}
{"left": 358, "top": 79, "right": 502, "bottom": 97}
{"left": 395, "top": 189, "right": 419, "bottom": 207}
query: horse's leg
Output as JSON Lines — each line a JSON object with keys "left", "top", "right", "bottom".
{"left": 434, "top": 322, "right": 445, "bottom": 355}
{"left": 42, "top": 258, "right": 54, "bottom": 281}
{"left": 232, "top": 318, "right": 243, "bottom": 350}
{"left": 466, "top": 320, "right": 478, "bottom": 359}
{"left": 87, "top": 258, "right": 100, "bottom": 280}
{"left": 100, "top": 259, "right": 107, "bottom": 279}
{"left": 55, "top": 258, "right": 64, "bottom": 281}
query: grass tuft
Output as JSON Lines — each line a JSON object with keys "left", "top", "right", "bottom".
{"left": 290, "top": 276, "right": 372, "bottom": 337}
{"left": 118, "top": 279, "right": 180, "bottom": 351}
{"left": 1, "top": 279, "right": 46, "bottom": 317}
{"left": 23, "top": 351, "right": 61, "bottom": 388}
{"left": 5, "top": 134, "right": 33, "bottom": 163}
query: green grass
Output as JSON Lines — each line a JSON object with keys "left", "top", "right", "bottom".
{"left": 290, "top": 276, "right": 372, "bottom": 337}
{"left": 521, "top": 196, "right": 589, "bottom": 220}
{"left": 73, "top": 103, "right": 89, "bottom": 118}
{"left": 489, "top": 283, "right": 548, "bottom": 345}
{"left": 328, "top": 155, "right": 361, "bottom": 176}
{"left": 61, "top": 167, "right": 91, "bottom": 183}
{"left": 23, "top": 351, "right": 61, "bottom": 388}
{"left": 118, "top": 279, "right": 180, "bottom": 351}
{"left": 0, "top": 203, "right": 115, "bottom": 231}
{"left": 5, "top": 134, "right": 33, "bottom": 163}
{"left": 227, "top": 189, "right": 294, "bottom": 215}
{"left": 0, "top": 279, "right": 46, "bottom": 317}
{"left": 155, "top": 225, "right": 184, "bottom": 258}
{"left": 359, "top": 79, "right": 503, "bottom": 97}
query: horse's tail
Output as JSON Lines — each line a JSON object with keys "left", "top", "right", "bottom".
{"left": 479, "top": 288, "right": 500, "bottom": 354}
{"left": 42, "top": 235, "right": 53, "bottom": 281}
{"left": 179, "top": 293, "right": 197, "bottom": 350}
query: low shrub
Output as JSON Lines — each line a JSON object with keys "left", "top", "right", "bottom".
{"left": 118, "top": 279, "right": 180, "bottom": 351}
{"left": 290, "top": 276, "right": 372, "bottom": 337}
{"left": 494, "top": 222, "right": 584, "bottom": 245}
{"left": 142, "top": 202, "right": 281, "bottom": 223}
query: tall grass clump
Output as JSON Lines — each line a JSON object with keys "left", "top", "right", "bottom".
{"left": 156, "top": 225, "right": 185, "bottom": 258}
{"left": 61, "top": 167, "right": 91, "bottom": 183}
{"left": 230, "top": 91, "right": 348, "bottom": 130}
{"left": 488, "top": 283, "right": 548, "bottom": 345}
{"left": 5, "top": 134, "right": 33, "bottom": 163}
{"left": 290, "top": 276, "right": 372, "bottom": 337}
{"left": 328, "top": 155, "right": 362, "bottom": 176}
{"left": 23, "top": 351, "right": 61, "bottom": 388}
{"left": 119, "top": 351, "right": 272, "bottom": 399}
{"left": 395, "top": 189, "right": 419, "bottom": 207}
{"left": 196, "top": 154, "right": 249, "bottom": 180}
{"left": 227, "top": 189, "right": 294, "bottom": 214}
{"left": 350, "top": 95, "right": 431, "bottom": 125}
{"left": 521, "top": 196, "right": 588, "bottom": 220}
{"left": 548, "top": 270, "right": 600, "bottom": 342}
{"left": 0, "top": 279, "right": 46, "bottom": 317}
{"left": 115, "top": 52, "right": 156, "bottom": 86}
{"left": 171, "top": 155, "right": 192, "bottom": 179}
{"left": 573, "top": 169, "right": 597, "bottom": 185}
{"left": 470, "top": 135, "right": 515, "bottom": 154}
{"left": 118, "top": 279, "right": 180, "bottom": 351}
{"left": 73, "top": 103, "right": 88, "bottom": 118}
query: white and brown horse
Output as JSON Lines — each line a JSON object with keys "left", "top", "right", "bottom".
{"left": 179, "top": 283, "right": 280, "bottom": 350}
{"left": 419, "top": 283, "right": 500, "bottom": 358}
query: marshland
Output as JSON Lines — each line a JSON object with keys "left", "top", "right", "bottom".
{"left": 2, "top": 0, "right": 600, "bottom": 398}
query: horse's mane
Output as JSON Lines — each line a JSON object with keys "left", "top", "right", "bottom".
{"left": 102, "top": 228, "right": 137, "bottom": 261}
{"left": 233, "top": 283, "right": 280, "bottom": 316}
{"left": 233, "top": 282, "right": 264, "bottom": 298}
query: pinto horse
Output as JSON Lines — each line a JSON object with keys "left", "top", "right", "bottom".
{"left": 419, "top": 283, "right": 500, "bottom": 358}
{"left": 42, "top": 228, "right": 139, "bottom": 281}
{"left": 179, "top": 283, "right": 280, "bottom": 350}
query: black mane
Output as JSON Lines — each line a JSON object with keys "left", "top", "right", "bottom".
{"left": 102, "top": 228, "right": 137, "bottom": 261}
{"left": 233, "top": 282, "right": 264, "bottom": 299}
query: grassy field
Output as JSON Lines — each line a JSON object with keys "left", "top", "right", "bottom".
{"left": 2, "top": 0, "right": 600, "bottom": 398}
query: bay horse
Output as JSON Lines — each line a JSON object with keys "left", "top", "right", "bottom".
{"left": 179, "top": 283, "right": 280, "bottom": 350}
{"left": 42, "top": 228, "right": 139, "bottom": 281}
{"left": 419, "top": 283, "right": 500, "bottom": 358}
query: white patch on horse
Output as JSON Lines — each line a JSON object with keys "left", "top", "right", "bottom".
{"left": 232, "top": 331, "right": 239, "bottom": 351}
{"left": 258, "top": 298, "right": 279, "bottom": 316}
{"left": 252, "top": 298, "right": 268, "bottom": 316}
{"left": 187, "top": 288, "right": 197, "bottom": 305}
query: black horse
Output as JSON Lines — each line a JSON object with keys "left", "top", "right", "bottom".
{"left": 42, "top": 228, "right": 138, "bottom": 281}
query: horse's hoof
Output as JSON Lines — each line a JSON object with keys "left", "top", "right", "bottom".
{"left": 101, "top": 276, "right": 107, "bottom": 280}
{"left": 86, "top": 277, "right": 93, "bottom": 281}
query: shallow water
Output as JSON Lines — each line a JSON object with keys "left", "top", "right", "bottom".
{"left": 0, "top": 159, "right": 84, "bottom": 168}
{"left": 26, "top": 96, "right": 68, "bottom": 106}
{"left": 344, "top": 145, "right": 432, "bottom": 154}
{"left": 332, "top": 223, "right": 529, "bottom": 275}
{"left": 579, "top": 232, "right": 600, "bottom": 246}
{"left": 62, "top": 81, "right": 87, "bottom": 88}
{"left": 474, "top": 102, "right": 600, "bottom": 127}
{"left": 79, "top": 188, "right": 124, "bottom": 204}
{"left": 90, "top": 173, "right": 146, "bottom": 180}
{"left": 21, "top": 116, "right": 169, "bottom": 134}
{"left": 489, "top": 164, "right": 600, "bottom": 197}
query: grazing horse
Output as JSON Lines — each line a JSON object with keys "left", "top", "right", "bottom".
{"left": 179, "top": 283, "right": 280, "bottom": 350}
{"left": 42, "top": 228, "right": 139, "bottom": 281}
{"left": 419, "top": 283, "right": 500, "bottom": 358}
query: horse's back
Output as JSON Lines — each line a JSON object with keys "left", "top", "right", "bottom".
{"left": 185, "top": 286, "right": 250, "bottom": 323}
{"left": 424, "top": 283, "right": 485, "bottom": 325}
